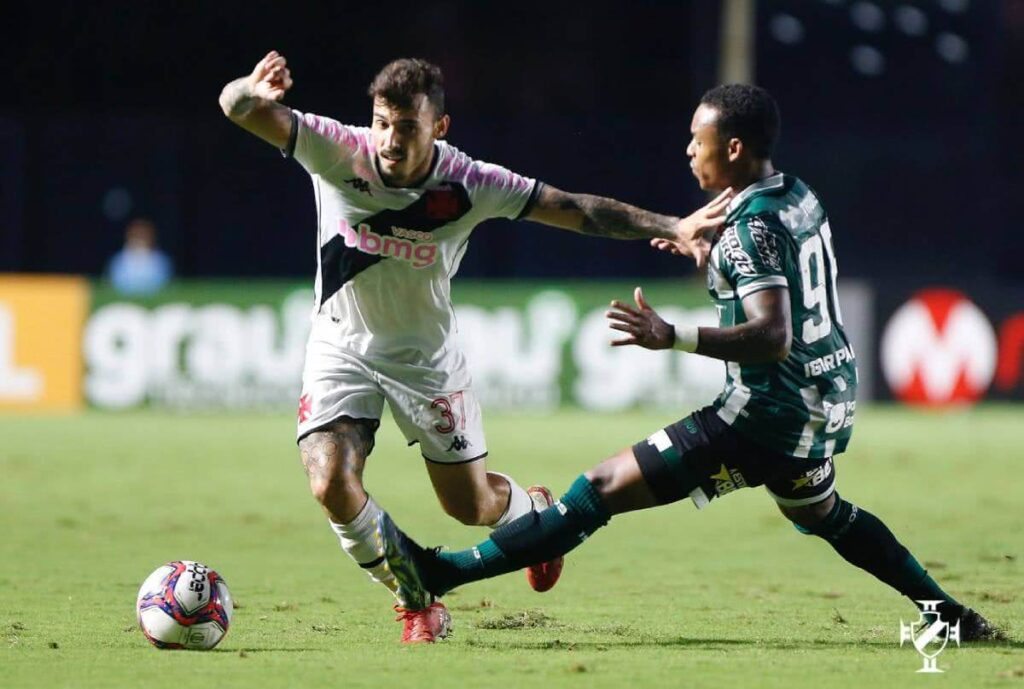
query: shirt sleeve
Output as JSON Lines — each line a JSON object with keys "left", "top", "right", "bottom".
{"left": 282, "top": 109, "right": 370, "bottom": 176}
{"left": 462, "top": 158, "right": 539, "bottom": 220}
{"left": 717, "top": 215, "right": 791, "bottom": 299}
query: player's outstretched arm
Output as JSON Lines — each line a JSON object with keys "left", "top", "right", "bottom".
{"left": 525, "top": 185, "right": 732, "bottom": 266}
{"left": 218, "top": 50, "right": 294, "bottom": 149}
{"left": 607, "top": 286, "right": 791, "bottom": 363}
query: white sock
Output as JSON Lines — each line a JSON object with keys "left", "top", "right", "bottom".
{"left": 488, "top": 472, "right": 535, "bottom": 528}
{"left": 328, "top": 496, "right": 399, "bottom": 600}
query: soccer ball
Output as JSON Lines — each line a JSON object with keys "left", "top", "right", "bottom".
{"left": 136, "top": 560, "right": 233, "bottom": 650}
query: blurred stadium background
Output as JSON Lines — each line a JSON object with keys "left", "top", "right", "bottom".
{"left": 2, "top": 0, "right": 1022, "bottom": 416}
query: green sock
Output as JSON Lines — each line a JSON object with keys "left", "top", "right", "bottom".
{"left": 427, "top": 475, "right": 611, "bottom": 595}
{"left": 804, "top": 496, "right": 962, "bottom": 617}
{"left": 902, "top": 557, "right": 963, "bottom": 619}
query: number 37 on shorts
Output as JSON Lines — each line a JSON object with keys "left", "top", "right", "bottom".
{"left": 413, "top": 388, "right": 488, "bottom": 464}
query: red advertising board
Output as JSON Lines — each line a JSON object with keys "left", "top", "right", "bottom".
{"left": 878, "top": 286, "right": 1024, "bottom": 405}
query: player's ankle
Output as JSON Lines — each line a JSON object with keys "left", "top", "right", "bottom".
{"left": 931, "top": 600, "right": 965, "bottom": 620}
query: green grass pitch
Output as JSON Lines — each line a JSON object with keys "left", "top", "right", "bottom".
{"left": 1, "top": 406, "right": 1021, "bottom": 688}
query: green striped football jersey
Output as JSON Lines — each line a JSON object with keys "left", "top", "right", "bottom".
{"left": 708, "top": 173, "right": 856, "bottom": 459}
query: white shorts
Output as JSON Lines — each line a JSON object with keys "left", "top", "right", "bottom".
{"left": 296, "top": 338, "right": 488, "bottom": 464}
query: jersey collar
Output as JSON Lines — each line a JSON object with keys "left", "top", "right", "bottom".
{"left": 726, "top": 172, "right": 785, "bottom": 217}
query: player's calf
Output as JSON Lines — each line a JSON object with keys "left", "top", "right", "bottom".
{"left": 435, "top": 494, "right": 498, "bottom": 526}
{"left": 297, "top": 419, "right": 401, "bottom": 599}
{"left": 783, "top": 494, "right": 1006, "bottom": 640}
{"left": 298, "top": 420, "right": 375, "bottom": 522}
{"left": 426, "top": 461, "right": 532, "bottom": 527}
{"left": 781, "top": 493, "right": 970, "bottom": 624}
{"left": 426, "top": 461, "right": 569, "bottom": 593}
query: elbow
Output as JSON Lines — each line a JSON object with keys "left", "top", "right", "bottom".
{"left": 218, "top": 90, "right": 234, "bottom": 119}
{"left": 218, "top": 87, "right": 244, "bottom": 121}
{"left": 217, "top": 92, "right": 231, "bottom": 118}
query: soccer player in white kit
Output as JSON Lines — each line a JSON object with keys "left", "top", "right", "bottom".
{"left": 219, "top": 51, "right": 730, "bottom": 643}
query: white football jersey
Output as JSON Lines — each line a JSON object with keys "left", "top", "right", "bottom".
{"left": 286, "top": 110, "right": 538, "bottom": 370}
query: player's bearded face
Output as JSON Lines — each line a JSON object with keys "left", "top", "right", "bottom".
{"left": 372, "top": 95, "right": 449, "bottom": 187}
{"left": 686, "top": 104, "right": 732, "bottom": 192}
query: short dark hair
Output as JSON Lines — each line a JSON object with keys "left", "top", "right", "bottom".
{"left": 699, "top": 84, "right": 780, "bottom": 159}
{"left": 368, "top": 58, "right": 445, "bottom": 116}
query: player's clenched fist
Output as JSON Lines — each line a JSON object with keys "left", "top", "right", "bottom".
{"left": 219, "top": 50, "right": 298, "bottom": 146}
{"left": 248, "top": 50, "right": 293, "bottom": 101}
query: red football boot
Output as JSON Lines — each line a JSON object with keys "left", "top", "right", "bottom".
{"left": 394, "top": 602, "right": 451, "bottom": 643}
{"left": 525, "top": 485, "right": 564, "bottom": 592}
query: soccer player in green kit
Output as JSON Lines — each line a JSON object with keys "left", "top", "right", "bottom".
{"left": 379, "top": 84, "right": 1002, "bottom": 641}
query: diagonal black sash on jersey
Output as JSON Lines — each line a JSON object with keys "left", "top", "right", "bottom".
{"left": 319, "top": 183, "right": 471, "bottom": 307}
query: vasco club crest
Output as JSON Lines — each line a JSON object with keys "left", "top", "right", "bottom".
{"left": 899, "top": 600, "right": 961, "bottom": 673}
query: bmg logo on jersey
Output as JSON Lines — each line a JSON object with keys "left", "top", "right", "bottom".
{"left": 899, "top": 601, "right": 960, "bottom": 673}
{"left": 338, "top": 220, "right": 438, "bottom": 268}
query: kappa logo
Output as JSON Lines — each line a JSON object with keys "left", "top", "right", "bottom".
{"left": 710, "top": 464, "right": 747, "bottom": 496}
{"left": 900, "top": 601, "right": 960, "bottom": 673}
{"left": 446, "top": 435, "right": 472, "bottom": 452}
{"left": 881, "top": 289, "right": 997, "bottom": 405}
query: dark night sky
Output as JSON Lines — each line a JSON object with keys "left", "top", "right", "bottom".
{"left": 2, "top": 1, "right": 1021, "bottom": 281}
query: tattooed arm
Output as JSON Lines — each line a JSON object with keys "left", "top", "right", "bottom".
{"left": 219, "top": 50, "right": 294, "bottom": 149}
{"left": 525, "top": 184, "right": 678, "bottom": 239}
{"left": 524, "top": 184, "right": 733, "bottom": 265}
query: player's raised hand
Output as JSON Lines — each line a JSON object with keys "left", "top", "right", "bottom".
{"left": 669, "top": 187, "right": 735, "bottom": 269}
{"left": 606, "top": 286, "right": 675, "bottom": 350}
{"left": 220, "top": 51, "right": 296, "bottom": 148}
{"left": 248, "top": 50, "right": 293, "bottom": 101}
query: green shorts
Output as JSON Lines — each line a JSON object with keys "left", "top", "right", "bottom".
{"left": 632, "top": 406, "right": 836, "bottom": 509}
